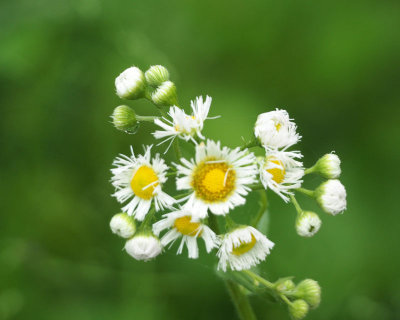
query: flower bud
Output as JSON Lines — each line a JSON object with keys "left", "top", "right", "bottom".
{"left": 276, "top": 279, "right": 296, "bottom": 293}
{"left": 115, "top": 66, "right": 146, "bottom": 100}
{"left": 294, "top": 279, "right": 321, "bottom": 309}
{"left": 110, "top": 213, "right": 136, "bottom": 238}
{"left": 145, "top": 65, "right": 170, "bottom": 87}
{"left": 311, "top": 153, "right": 341, "bottom": 179}
{"left": 151, "top": 81, "right": 178, "bottom": 106}
{"left": 315, "top": 179, "right": 347, "bottom": 215}
{"left": 125, "top": 233, "right": 162, "bottom": 261}
{"left": 289, "top": 299, "right": 309, "bottom": 320}
{"left": 296, "top": 211, "right": 321, "bottom": 237}
{"left": 111, "top": 105, "right": 140, "bottom": 133}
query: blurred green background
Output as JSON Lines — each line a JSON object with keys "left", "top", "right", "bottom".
{"left": 1, "top": 0, "right": 399, "bottom": 319}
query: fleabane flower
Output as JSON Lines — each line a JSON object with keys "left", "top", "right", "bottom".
{"left": 111, "top": 146, "right": 174, "bottom": 221}
{"left": 217, "top": 226, "right": 274, "bottom": 271}
{"left": 254, "top": 109, "right": 301, "bottom": 149}
{"left": 296, "top": 211, "right": 321, "bottom": 237}
{"left": 259, "top": 150, "right": 304, "bottom": 202}
{"left": 315, "top": 179, "right": 347, "bottom": 215}
{"left": 153, "top": 209, "right": 219, "bottom": 259}
{"left": 153, "top": 96, "right": 215, "bottom": 149}
{"left": 110, "top": 213, "right": 136, "bottom": 238}
{"left": 175, "top": 140, "right": 257, "bottom": 219}
{"left": 125, "top": 233, "right": 162, "bottom": 261}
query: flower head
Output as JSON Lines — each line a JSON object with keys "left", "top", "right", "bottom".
{"left": 294, "top": 279, "right": 321, "bottom": 309}
{"left": 288, "top": 299, "right": 309, "bottom": 320}
{"left": 111, "top": 105, "right": 139, "bottom": 133}
{"left": 296, "top": 211, "right": 321, "bottom": 237}
{"left": 259, "top": 150, "right": 304, "bottom": 202}
{"left": 125, "top": 233, "right": 162, "bottom": 261}
{"left": 115, "top": 66, "right": 146, "bottom": 100}
{"left": 153, "top": 209, "right": 219, "bottom": 259}
{"left": 145, "top": 65, "right": 170, "bottom": 87}
{"left": 254, "top": 109, "right": 301, "bottom": 149}
{"left": 110, "top": 213, "right": 136, "bottom": 238}
{"left": 111, "top": 146, "right": 175, "bottom": 221}
{"left": 217, "top": 226, "right": 274, "bottom": 271}
{"left": 153, "top": 96, "right": 214, "bottom": 149}
{"left": 315, "top": 179, "right": 347, "bottom": 215}
{"left": 151, "top": 81, "right": 178, "bottom": 106}
{"left": 176, "top": 140, "right": 257, "bottom": 219}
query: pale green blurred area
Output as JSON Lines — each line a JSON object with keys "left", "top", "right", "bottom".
{"left": 1, "top": 0, "right": 400, "bottom": 319}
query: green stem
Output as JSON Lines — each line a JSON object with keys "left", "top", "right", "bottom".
{"left": 289, "top": 195, "right": 302, "bottom": 215}
{"left": 172, "top": 139, "right": 182, "bottom": 161}
{"left": 295, "top": 187, "right": 315, "bottom": 198}
{"left": 251, "top": 190, "right": 268, "bottom": 227}
{"left": 208, "top": 214, "right": 220, "bottom": 234}
{"left": 249, "top": 183, "right": 264, "bottom": 191}
{"left": 304, "top": 166, "right": 316, "bottom": 175}
{"left": 136, "top": 115, "right": 158, "bottom": 122}
{"left": 240, "top": 137, "right": 260, "bottom": 151}
{"left": 225, "top": 280, "right": 257, "bottom": 320}
{"left": 242, "top": 270, "right": 274, "bottom": 289}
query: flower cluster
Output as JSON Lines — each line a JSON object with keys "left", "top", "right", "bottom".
{"left": 108, "top": 64, "right": 347, "bottom": 319}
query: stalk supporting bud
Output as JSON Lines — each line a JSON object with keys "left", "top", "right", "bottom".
{"left": 111, "top": 105, "right": 140, "bottom": 134}
{"left": 145, "top": 65, "right": 170, "bottom": 87}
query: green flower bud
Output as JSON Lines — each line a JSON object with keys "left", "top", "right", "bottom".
{"left": 276, "top": 279, "right": 296, "bottom": 293}
{"left": 145, "top": 65, "right": 170, "bottom": 87}
{"left": 296, "top": 211, "right": 321, "bottom": 237}
{"left": 151, "top": 81, "right": 178, "bottom": 106}
{"left": 294, "top": 279, "right": 321, "bottom": 309}
{"left": 289, "top": 299, "right": 309, "bottom": 320}
{"left": 115, "top": 66, "right": 146, "bottom": 100}
{"left": 111, "top": 105, "right": 140, "bottom": 134}
{"left": 309, "top": 153, "right": 341, "bottom": 179}
{"left": 110, "top": 213, "right": 136, "bottom": 238}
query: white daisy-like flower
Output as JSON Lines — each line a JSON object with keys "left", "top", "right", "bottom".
{"left": 125, "top": 234, "right": 162, "bottom": 261}
{"left": 111, "top": 146, "right": 175, "bottom": 221}
{"left": 110, "top": 213, "right": 136, "bottom": 238}
{"left": 315, "top": 179, "right": 347, "bottom": 215}
{"left": 153, "top": 96, "right": 216, "bottom": 150}
{"left": 217, "top": 226, "right": 274, "bottom": 271}
{"left": 153, "top": 209, "right": 219, "bottom": 259}
{"left": 259, "top": 150, "right": 304, "bottom": 202}
{"left": 115, "top": 66, "right": 146, "bottom": 100}
{"left": 296, "top": 211, "right": 321, "bottom": 237}
{"left": 254, "top": 109, "right": 301, "bottom": 149}
{"left": 175, "top": 140, "right": 258, "bottom": 219}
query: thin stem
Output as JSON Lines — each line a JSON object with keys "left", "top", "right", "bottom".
{"left": 208, "top": 214, "right": 220, "bottom": 234}
{"left": 304, "top": 166, "right": 316, "bottom": 175}
{"left": 251, "top": 190, "right": 268, "bottom": 227}
{"left": 166, "top": 171, "right": 177, "bottom": 177}
{"left": 136, "top": 115, "right": 158, "bottom": 122}
{"left": 240, "top": 137, "right": 260, "bottom": 151}
{"left": 289, "top": 195, "right": 302, "bottom": 215}
{"left": 225, "top": 280, "right": 257, "bottom": 320}
{"left": 173, "top": 192, "right": 191, "bottom": 200}
{"left": 242, "top": 270, "right": 274, "bottom": 289}
{"left": 172, "top": 139, "right": 182, "bottom": 161}
{"left": 295, "top": 187, "right": 315, "bottom": 198}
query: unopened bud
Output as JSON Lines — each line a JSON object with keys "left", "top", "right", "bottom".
{"left": 310, "top": 153, "right": 341, "bottom": 179}
{"left": 289, "top": 299, "right": 309, "bottom": 320}
{"left": 294, "top": 279, "right": 321, "bottom": 309}
{"left": 125, "top": 233, "right": 162, "bottom": 261}
{"left": 145, "top": 65, "right": 170, "bottom": 87}
{"left": 110, "top": 213, "right": 136, "bottom": 238}
{"left": 315, "top": 179, "right": 347, "bottom": 215}
{"left": 276, "top": 279, "right": 296, "bottom": 293}
{"left": 296, "top": 211, "right": 321, "bottom": 237}
{"left": 151, "top": 81, "right": 178, "bottom": 106}
{"left": 111, "top": 105, "right": 140, "bottom": 134}
{"left": 115, "top": 66, "right": 146, "bottom": 100}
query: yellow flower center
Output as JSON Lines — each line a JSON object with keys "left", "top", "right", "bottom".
{"left": 174, "top": 216, "right": 202, "bottom": 237}
{"left": 232, "top": 234, "right": 257, "bottom": 256}
{"left": 266, "top": 158, "right": 285, "bottom": 184}
{"left": 130, "top": 165, "right": 159, "bottom": 200}
{"left": 192, "top": 158, "right": 236, "bottom": 202}
{"left": 275, "top": 122, "right": 282, "bottom": 131}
